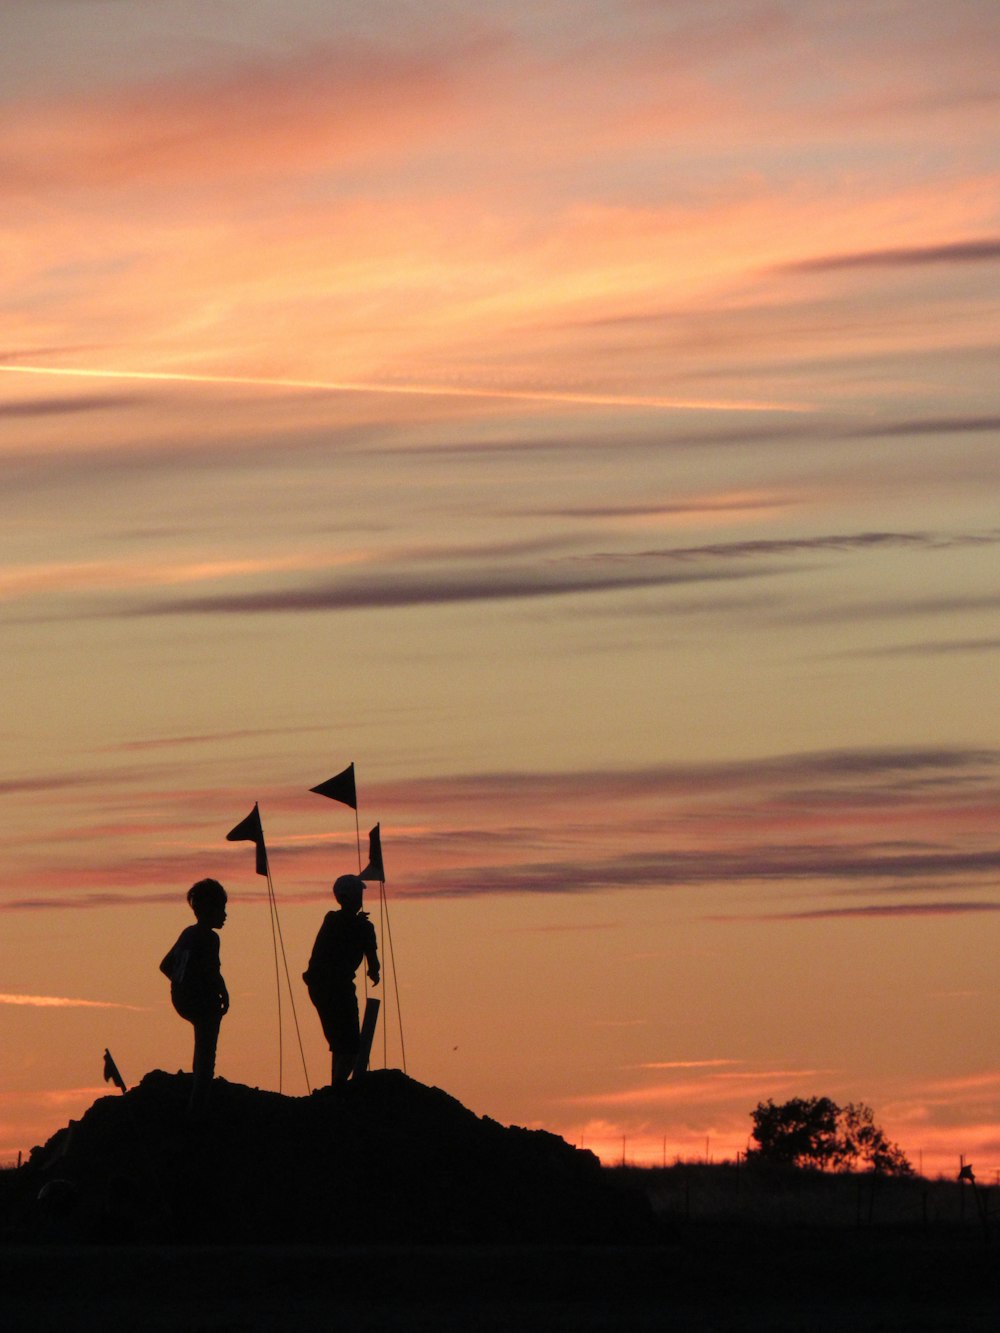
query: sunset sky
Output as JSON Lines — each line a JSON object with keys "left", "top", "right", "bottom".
{"left": 3, "top": 1, "right": 999, "bottom": 1176}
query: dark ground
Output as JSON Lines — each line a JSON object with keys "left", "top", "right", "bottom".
{"left": 2, "top": 1230, "right": 998, "bottom": 1332}
{"left": 1, "top": 1069, "right": 649, "bottom": 1245}
{"left": 3, "top": 1074, "right": 998, "bottom": 1330}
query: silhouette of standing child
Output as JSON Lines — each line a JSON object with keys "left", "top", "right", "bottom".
{"left": 160, "top": 878, "right": 230, "bottom": 1114}
{"left": 303, "top": 874, "right": 380, "bottom": 1085}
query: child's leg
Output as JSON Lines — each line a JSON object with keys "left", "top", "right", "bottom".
{"left": 324, "top": 990, "right": 361, "bottom": 1085}
{"left": 190, "top": 1011, "right": 222, "bottom": 1114}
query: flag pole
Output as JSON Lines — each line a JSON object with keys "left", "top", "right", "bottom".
{"left": 264, "top": 854, "right": 284, "bottom": 1092}
{"left": 311, "top": 766, "right": 405, "bottom": 1071}
{"left": 378, "top": 879, "right": 386, "bottom": 1068}
{"left": 227, "top": 802, "right": 310, "bottom": 1095}
{"left": 262, "top": 830, "right": 311, "bottom": 1095}
{"left": 380, "top": 876, "right": 407, "bottom": 1074}
{"left": 361, "top": 821, "right": 406, "bottom": 1075}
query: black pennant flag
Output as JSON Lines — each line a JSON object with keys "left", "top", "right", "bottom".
{"left": 310, "top": 763, "right": 357, "bottom": 810}
{"left": 103, "top": 1048, "right": 126, "bottom": 1094}
{"left": 226, "top": 802, "right": 268, "bottom": 876}
{"left": 360, "top": 823, "right": 384, "bottom": 882}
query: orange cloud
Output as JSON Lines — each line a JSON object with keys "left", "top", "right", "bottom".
{"left": 560, "top": 1068, "right": 832, "bottom": 1110}
{"left": 0, "top": 548, "right": 366, "bottom": 604}
{"left": 0, "top": 1087, "right": 109, "bottom": 1163}
{"left": 637, "top": 1060, "right": 742, "bottom": 1070}
{"left": 553, "top": 1065, "right": 1000, "bottom": 1175}
{"left": 0, "top": 3, "right": 995, "bottom": 425}
{"left": 3, "top": 42, "right": 471, "bottom": 194}
{"left": 0, "top": 993, "right": 143, "bottom": 1010}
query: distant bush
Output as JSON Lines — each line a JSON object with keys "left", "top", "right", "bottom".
{"left": 747, "top": 1097, "right": 913, "bottom": 1176}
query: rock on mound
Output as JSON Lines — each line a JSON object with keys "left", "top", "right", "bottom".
{"left": 10, "top": 1070, "right": 651, "bottom": 1244}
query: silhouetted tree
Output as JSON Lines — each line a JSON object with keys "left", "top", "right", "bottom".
{"left": 836, "top": 1101, "right": 913, "bottom": 1175}
{"left": 748, "top": 1096, "right": 841, "bottom": 1169}
{"left": 748, "top": 1097, "right": 912, "bottom": 1175}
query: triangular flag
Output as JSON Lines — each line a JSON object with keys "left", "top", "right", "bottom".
{"left": 103, "top": 1048, "right": 126, "bottom": 1094}
{"left": 226, "top": 802, "right": 268, "bottom": 876}
{"left": 360, "top": 823, "right": 384, "bottom": 882}
{"left": 310, "top": 763, "right": 357, "bottom": 810}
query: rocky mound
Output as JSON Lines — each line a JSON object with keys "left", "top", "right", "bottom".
{"left": 5, "top": 1070, "right": 651, "bottom": 1244}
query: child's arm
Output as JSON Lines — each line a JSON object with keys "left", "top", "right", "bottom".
{"left": 209, "top": 930, "right": 229, "bottom": 1014}
{"left": 364, "top": 927, "right": 380, "bottom": 986}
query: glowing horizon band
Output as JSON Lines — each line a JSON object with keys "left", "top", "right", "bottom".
{"left": 0, "top": 363, "right": 808, "bottom": 413}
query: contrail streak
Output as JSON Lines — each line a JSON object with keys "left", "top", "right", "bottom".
{"left": 0, "top": 992, "right": 145, "bottom": 1010}
{"left": 0, "top": 363, "right": 808, "bottom": 413}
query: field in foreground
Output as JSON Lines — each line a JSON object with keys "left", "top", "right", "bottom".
{"left": 2, "top": 1228, "right": 999, "bottom": 1333}
{"left": 613, "top": 1158, "right": 997, "bottom": 1231}
{"left": 5, "top": 1162, "right": 1000, "bottom": 1332}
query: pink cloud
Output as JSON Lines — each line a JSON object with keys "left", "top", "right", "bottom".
{"left": 6, "top": 745, "right": 1000, "bottom": 915}
{"left": 3, "top": 41, "right": 478, "bottom": 194}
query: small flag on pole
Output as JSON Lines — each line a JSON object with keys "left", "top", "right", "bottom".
{"left": 226, "top": 802, "right": 268, "bottom": 876}
{"left": 103, "top": 1048, "right": 126, "bottom": 1093}
{"left": 360, "top": 823, "right": 384, "bottom": 882}
{"left": 310, "top": 763, "right": 357, "bottom": 810}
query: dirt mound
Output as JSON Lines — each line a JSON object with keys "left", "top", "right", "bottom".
{"left": 6, "top": 1070, "right": 651, "bottom": 1244}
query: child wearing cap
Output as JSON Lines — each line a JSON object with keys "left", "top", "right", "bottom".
{"left": 303, "top": 874, "right": 380, "bottom": 1084}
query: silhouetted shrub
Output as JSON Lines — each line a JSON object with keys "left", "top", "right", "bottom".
{"left": 747, "top": 1096, "right": 912, "bottom": 1175}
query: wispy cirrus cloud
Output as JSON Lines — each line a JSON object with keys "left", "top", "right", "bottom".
{"left": 22, "top": 742, "right": 990, "bottom": 818}
{"left": 0, "top": 889, "right": 303, "bottom": 914}
{"left": 863, "top": 415, "right": 1000, "bottom": 439}
{"left": 0, "top": 1086, "right": 108, "bottom": 1114}
{"left": 427, "top": 844, "right": 1000, "bottom": 899}
{"left": 0, "top": 549, "right": 361, "bottom": 603}
{"left": 3, "top": 38, "right": 479, "bottom": 194}
{"left": 8, "top": 525, "right": 992, "bottom": 615}
{"left": 779, "top": 236, "right": 1000, "bottom": 274}
{"left": 617, "top": 530, "right": 996, "bottom": 562}
{"left": 93, "top": 530, "right": 993, "bottom": 619}
{"left": 635, "top": 1060, "right": 742, "bottom": 1071}
{"left": 1, "top": 1086, "right": 113, "bottom": 1162}
{"left": 0, "top": 393, "right": 140, "bottom": 418}
{"left": 0, "top": 769, "right": 152, "bottom": 797}
{"left": 519, "top": 492, "right": 796, "bottom": 521}
{"left": 391, "top": 414, "right": 997, "bottom": 460}
{"left": 714, "top": 901, "right": 1000, "bottom": 923}
{"left": 831, "top": 637, "right": 1000, "bottom": 660}
{"left": 367, "top": 745, "right": 1000, "bottom": 809}
{"left": 560, "top": 1067, "right": 831, "bottom": 1110}
{"left": 7, "top": 747, "right": 1000, "bottom": 913}
{"left": 115, "top": 563, "right": 775, "bottom": 618}
{"left": 0, "top": 992, "right": 144, "bottom": 1010}
{"left": 100, "top": 724, "right": 332, "bottom": 753}
{"left": 770, "top": 592, "right": 1000, "bottom": 628}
